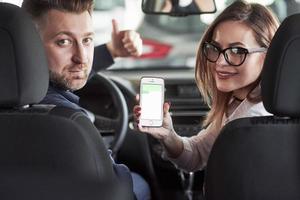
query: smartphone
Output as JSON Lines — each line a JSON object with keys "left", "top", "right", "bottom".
{"left": 139, "top": 77, "right": 165, "bottom": 127}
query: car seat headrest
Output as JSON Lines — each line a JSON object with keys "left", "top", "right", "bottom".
{"left": 261, "top": 14, "right": 300, "bottom": 117}
{"left": 0, "top": 3, "right": 48, "bottom": 108}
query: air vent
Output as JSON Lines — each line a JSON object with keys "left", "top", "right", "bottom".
{"left": 165, "top": 83, "right": 209, "bottom": 116}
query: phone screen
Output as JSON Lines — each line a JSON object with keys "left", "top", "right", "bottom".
{"left": 140, "top": 83, "right": 163, "bottom": 121}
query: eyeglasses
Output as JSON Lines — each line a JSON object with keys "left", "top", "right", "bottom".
{"left": 203, "top": 42, "right": 267, "bottom": 66}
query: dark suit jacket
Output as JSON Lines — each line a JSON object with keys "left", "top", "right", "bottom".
{"left": 40, "top": 44, "right": 134, "bottom": 191}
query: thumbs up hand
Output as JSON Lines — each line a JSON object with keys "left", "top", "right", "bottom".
{"left": 106, "top": 19, "right": 143, "bottom": 58}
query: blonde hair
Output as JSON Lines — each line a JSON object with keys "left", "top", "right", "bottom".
{"left": 195, "top": 0, "right": 279, "bottom": 128}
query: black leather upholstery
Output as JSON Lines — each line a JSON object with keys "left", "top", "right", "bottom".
{"left": 0, "top": 3, "right": 48, "bottom": 107}
{"left": 262, "top": 14, "right": 300, "bottom": 117}
{"left": 204, "top": 14, "right": 300, "bottom": 200}
{"left": 0, "top": 3, "right": 133, "bottom": 200}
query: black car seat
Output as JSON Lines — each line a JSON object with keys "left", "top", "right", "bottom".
{"left": 204, "top": 14, "right": 300, "bottom": 200}
{"left": 0, "top": 3, "right": 134, "bottom": 200}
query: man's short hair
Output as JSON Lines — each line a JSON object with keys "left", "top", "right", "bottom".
{"left": 22, "top": 0, "right": 94, "bottom": 20}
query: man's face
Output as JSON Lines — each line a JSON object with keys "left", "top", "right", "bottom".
{"left": 38, "top": 9, "right": 94, "bottom": 91}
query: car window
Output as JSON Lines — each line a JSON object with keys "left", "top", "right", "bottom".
{"left": 92, "top": 0, "right": 300, "bottom": 70}
{"left": 3, "top": 0, "right": 300, "bottom": 70}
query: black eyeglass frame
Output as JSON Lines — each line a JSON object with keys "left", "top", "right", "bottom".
{"left": 203, "top": 42, "right": 267, "bottom": 67}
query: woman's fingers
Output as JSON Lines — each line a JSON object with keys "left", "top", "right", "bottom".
{"left": 163, "top": 101, "right": 171, "bottom": 113}
{"left": 133, "top": 106, "right": 141, "bottom": 118}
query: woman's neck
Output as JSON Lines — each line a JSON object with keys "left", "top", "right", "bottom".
{"left": 233, "top": 84, "right": 255, "bottom": 101}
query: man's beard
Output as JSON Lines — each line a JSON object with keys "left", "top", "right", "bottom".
{"left": 49, "top": 69, "right": 88, "bottom": 91}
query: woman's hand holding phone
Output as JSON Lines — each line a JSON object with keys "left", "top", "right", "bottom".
{"left": 133, "top": 102, "right": 184, "bottom": 158}
{"left": 134, "top": 77, "right": 184, "bottom": 158}
{"left": 133, "top": 102, "right": 174, "bottom": 141}
{"left": 135, "top": 77, "right": 174, "bottom": 140}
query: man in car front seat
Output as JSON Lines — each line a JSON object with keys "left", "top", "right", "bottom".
{"left": 21, "top": 0, "right": 150, "bottom": 199}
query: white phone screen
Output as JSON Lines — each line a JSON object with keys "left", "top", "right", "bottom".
{"left": 140, "top": 83, "right": 163, "bottom": 120}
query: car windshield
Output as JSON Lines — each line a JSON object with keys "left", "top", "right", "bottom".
{"left": 93, "top": 0, "right": 300, "bottom": 70}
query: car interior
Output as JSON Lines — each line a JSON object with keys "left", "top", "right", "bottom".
{"left": 1, "top": 0, "right": 300, "bottom": 200}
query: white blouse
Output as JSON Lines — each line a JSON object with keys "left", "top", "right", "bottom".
{"left": 167, "top": 98, "right": 272, "bottom": 172}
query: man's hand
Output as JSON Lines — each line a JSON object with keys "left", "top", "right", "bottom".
{"left": 106, "top": 19, "right": 143, "bottom": 58}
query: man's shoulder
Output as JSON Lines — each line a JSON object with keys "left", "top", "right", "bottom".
{"left": 40, "top": 86, "right": 81, "bottom": 111}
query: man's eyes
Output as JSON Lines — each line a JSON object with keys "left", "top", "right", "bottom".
{"left": 83, "top": 37, "right": 93, "bottom": 45}
{"left": 56, "top": 39, "right": 72, "bottom": 46}
{"left": 55, "top": 38, "right": 93, "bottom": 47}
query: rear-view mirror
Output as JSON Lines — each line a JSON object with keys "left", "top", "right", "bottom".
{"left": 142, "top": 0, "right": 216, "bottom": 16}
